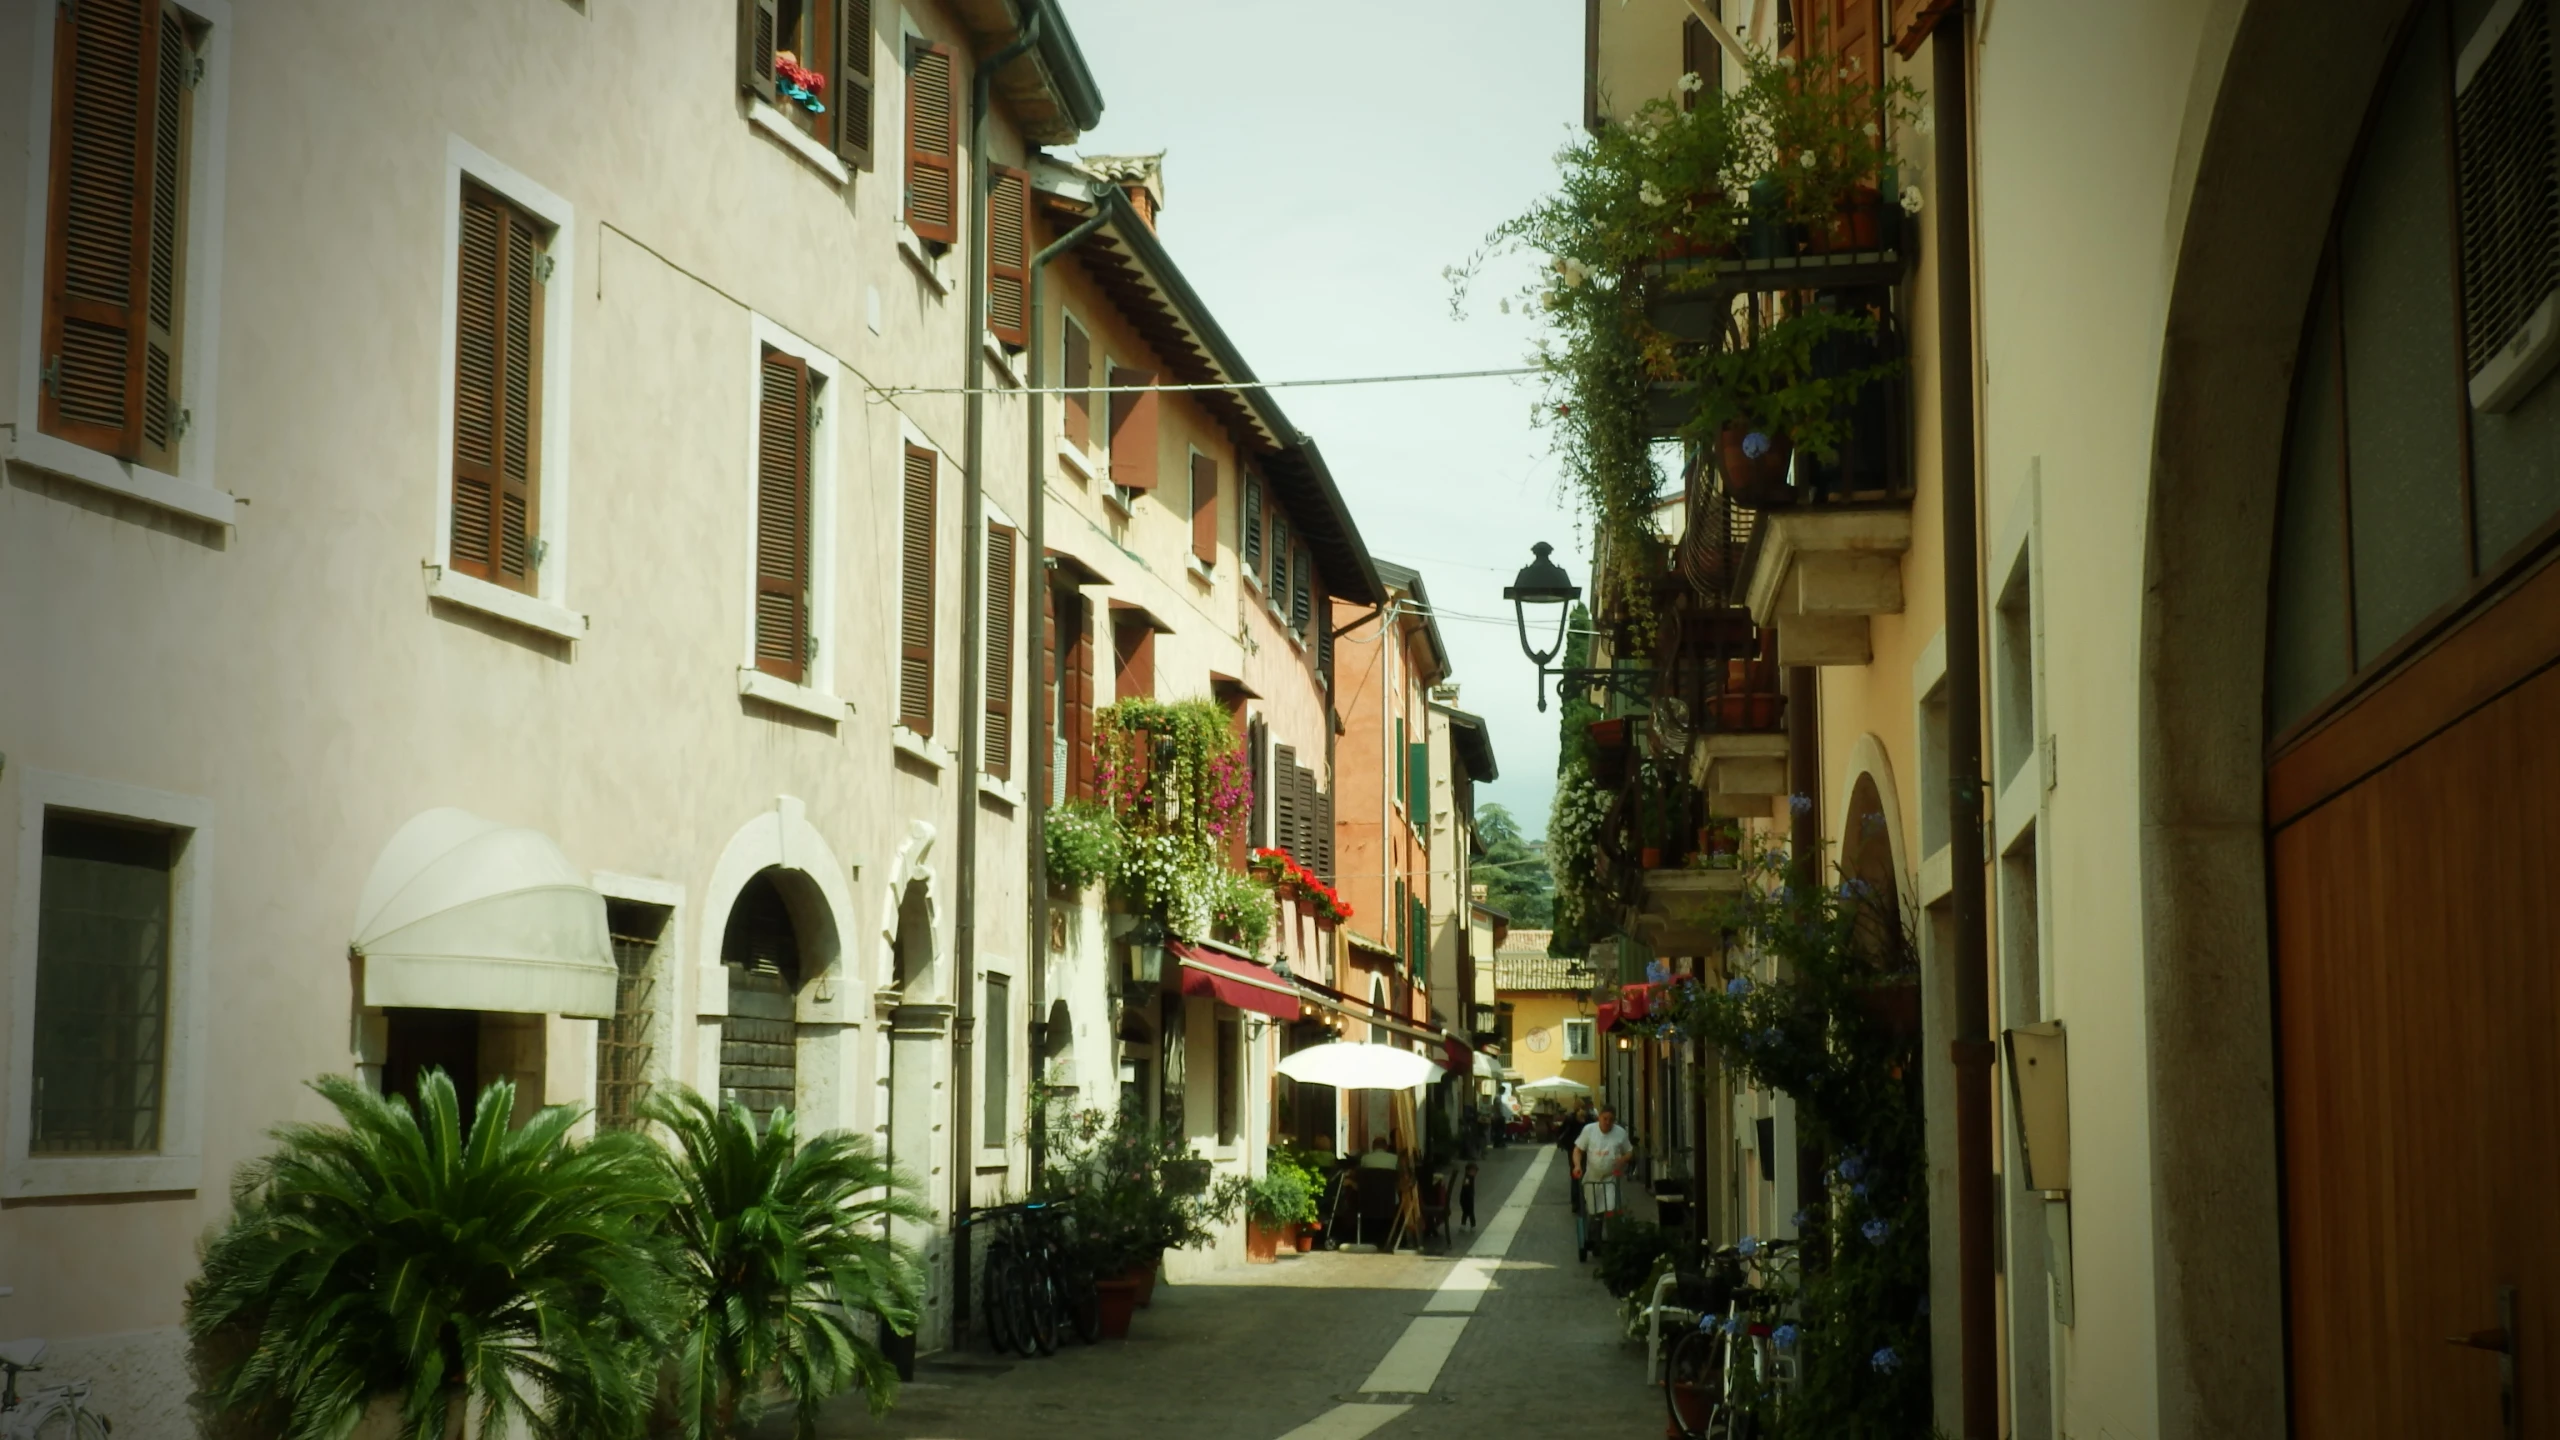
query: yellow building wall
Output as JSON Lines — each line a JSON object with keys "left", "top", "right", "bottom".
{"left": 1501, "top": 992, "right": 1602, "bottom": 1100}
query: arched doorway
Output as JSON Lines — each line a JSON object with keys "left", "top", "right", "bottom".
{"left": 719, "top": 868, "right": 804, "bottom": 1123}
{"left": 2144, "top": 0, "right": 2560, "bottom": 1430}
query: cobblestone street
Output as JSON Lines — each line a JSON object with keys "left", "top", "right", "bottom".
{"left": 794, "top": 1145, "right": 1660, "bottom": 1439}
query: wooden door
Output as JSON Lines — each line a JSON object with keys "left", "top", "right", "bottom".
{"left": 2271, "top": 582, "right": 2560, "bottom": 1438}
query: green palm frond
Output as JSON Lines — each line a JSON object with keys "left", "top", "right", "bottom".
{"left": 642, "top": 1085, "right": 928, "bottom": 1440}
{"left": 186, "top": 1071, "right": 677, "bottom": 1440}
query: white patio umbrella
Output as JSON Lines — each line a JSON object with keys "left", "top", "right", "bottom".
{"left": 1515, "top": 1075, "right": 1593, "bottom": 1098}
{"left": 1275, "top": 1041, "right": 1446, "bottom": 1091}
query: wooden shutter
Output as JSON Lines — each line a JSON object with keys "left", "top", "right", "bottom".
{"left": 835, "top": 0, "right": 875, "bottom": 168}
{"left": 1062, "top": 318, "right": 1092, "bottom": 450}
{"left": 1114, "top": 615, "right": 1155, "bottom": 699}
{"left": 1291, "top": 548, "right": 1312, "bottom": 632}
{"left": 1042, "top": 582, "right": 1060, "bottom": 802}
{"left": 1410, "top": 739, "right": 1431, "bottom": 820}
{"left": 1243, "top": 473, "right": 1264, "bottom": 571}
{"left": 739, "top": 0, "right": 779, "bottom": 102}
{"left": 1107, "top": 365, "right": 1159, "bottom": 490}
{"left": 1066, "top": 594, "right": 1095, "bottom": 799}
{"left": 904, "top": 39, "right": 957, "bottom": 245}
{"left": 753, "top": 349, "right": 811, "bottom": 680}
{"left": 40, "top": 0, "right": 194, "bottom": 468}
{"left": 1316, "top": 783, "right": 1336, "bottom": 883}
{"left": 985, "top": 521, "right": 1017, "bottom": 779}
{"left": 1190, "top": 453, "right": 1219, "bottom": 564}
{"left": 452, "top": 187, "right": 547, "bottom": 594}
{"left": 1273, "top": 743, "right": 1299, "bottom": 858}
{"left": 1248, "top": 717, "right": 1270, "bottom": 849}
{"left": 900, "top": 443, "right": 937, "bottom": 733}
{"left": 1298, "top": 765, "right": 1321, "bottom": 872}
{"left": 988, "top": 166, "right": 1031, "bottom": 349}
{"left": 1269, "top": 514, "right": 1290, "bottom": 600}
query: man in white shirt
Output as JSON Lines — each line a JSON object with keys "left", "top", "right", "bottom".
{"left": 1571, "top": 1107, "right": 1635, "bottom": 1261}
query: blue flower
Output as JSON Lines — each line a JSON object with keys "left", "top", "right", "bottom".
{"left": 1850, "top": 1181, "right": 1869, "bottom": 1199}
{"left": 1726, "top": 976, "right": 1753, "bottom": 997}
{"left": 1790, "top": 1209, "right": 1811, "bottom": 1230}
{"left": 1862, "top": 1218, "right": 1891, "bottom": 1245}
{"left": 1872, "top": 1346, "right": 1901, "bottom": 1374}
{"left": 1646, "top": 959, "right": 1669, "bottom": 984}
{"left": 1771, "top": 1323, "right": 1799, "bottom": 1351}
{"left": 1725, "top": 1314, "right": 1750, "bottom": 1336}
{"left": 1838, "top": 1154, "right": 1866, "bottom": 1182}
{"left": 1741, "top": 430, "right": 1771, "bottom": 459}
{"left": 1737, "top": 1235, "right": 1760, "bottom": 1257}
{"left": 1788, "top": 792, "right": 1815, "bottom": 815}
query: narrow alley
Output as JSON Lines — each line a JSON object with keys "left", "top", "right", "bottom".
{"left": 801, "top": 1145, "right": 1657, "bottom": 1440}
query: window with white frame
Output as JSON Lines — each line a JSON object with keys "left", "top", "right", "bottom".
{"left": 17, "top": 0, "right": 235, "bottom": 523}
{"left": 1564, "top": 1018, "right": 1596, "bottom": 1060}
{"left": 982, "top": 969, "right": 1012, "bottom": 1147}
{"left": 433, "top": 140, "right": 579, "bottom": 637}
{"left": 9, "top": 772, "right": 210, "bottom": 1199}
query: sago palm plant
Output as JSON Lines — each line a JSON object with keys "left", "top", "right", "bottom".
{"left": 643, "top": 1085, "right": 926, "bottom": 1439}
{"left": 186, "top": 1071, "right": 676, "bottom": 1440}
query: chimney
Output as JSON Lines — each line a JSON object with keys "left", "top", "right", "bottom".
{"left": 1081, "top": 152, "right": 1166, "bottom": 230}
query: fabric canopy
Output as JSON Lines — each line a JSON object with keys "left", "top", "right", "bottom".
{"left": 1441, "top": 1037, "right": 1472, "bottom": 1075}
{"left": 1516, "top": 1075, "right": 1593, "bottom": 1097}
{"left": 352, "top": 808, "right": 616, "bottom": 1019}
{"left": 1173, "top": 942, "right": 1300, "bottom": 1021}
{"left": 1472, "top": 1050, "right": 1501, "bottom": 1079}
{"left": 1275, "top": 1041, "right": 1446, "bottom": 1091}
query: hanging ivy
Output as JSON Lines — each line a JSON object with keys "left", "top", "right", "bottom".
{"left": 1092, "top": 698, "right": 1269, "bottom": 944}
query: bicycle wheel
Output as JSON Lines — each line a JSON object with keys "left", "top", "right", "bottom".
{"left": 1002, "top": 1246, "right": 1042, "bottom": 1358}
{"left": 981, "top": 1240, "right": 1022, "bottom": 1355}
{"left": 1663, "top": 1327, "right": 1725, "bottom": 1439}
{"left": 30, "top": 1401, "right": 112, "bottom": 1440}
{"left": 1023, "top": 1254, "right": 1062, "bottom": 1356}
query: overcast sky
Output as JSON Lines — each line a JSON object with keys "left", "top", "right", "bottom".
{"left": 1059, "top": 1, "right": 1590, "bottom": 831}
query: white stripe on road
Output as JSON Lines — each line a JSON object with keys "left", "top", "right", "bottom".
{"left": 1422, "top": 1147, "right": 1553, "bottom": 1314}
{"left": 1273, "top": 1403, "right": 1414, "bottom": 1440}
{"left": 1360, "top": 1317, "right": 1472, "bottom": 1391}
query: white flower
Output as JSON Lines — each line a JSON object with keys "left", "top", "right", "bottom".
{"left": 1677, "top": 71, "right": 1705, "bottom": 94}
{"left": 1799, "top": 149, "right": 1817, "bottom": 169}
{"left": 1559, "top": 257, "right": 1592, "bottom": 288}
{"left": 1847, "top": 54, "right": 1863, "bottom": 75}
{"left": 1778, "top": 55, "right": 1796, "bottom": 69}
{"left": 1639, "top": 181, "right": 1667, "bottom": 206}
{"left": 1836, "top": 67, "right": 1849, "bottom": 80}
{"left": 1916, "top": 107, "right": 1935, "bottom": 136}
{"left": 1542, "top": 289, "right": 1563, "bottom": 310}
{"left": 1863, "top": 121, "right": 1880, "bottom": 139}
{"left": 1899, "top": 184, "right": 1924, "bottom": 215}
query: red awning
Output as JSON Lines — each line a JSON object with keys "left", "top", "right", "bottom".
{"left": 1174, "top": 942, "right": 1301, "bottom": 1021}
{"left": 1442, "top": 1037, "right": 1471, "bottom": 1074}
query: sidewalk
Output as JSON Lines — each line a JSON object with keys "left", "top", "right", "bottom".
{"left": 790, "top": 1144, "right": 1662, "bottom": 1438}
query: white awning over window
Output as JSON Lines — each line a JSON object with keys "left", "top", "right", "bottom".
{"left": 352, "top": 809, "right": 615, "bottom": 1019}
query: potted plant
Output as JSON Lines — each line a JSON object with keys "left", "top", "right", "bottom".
{"left": 1246, "top": 1158, "right": 1319, "bottom": 1263}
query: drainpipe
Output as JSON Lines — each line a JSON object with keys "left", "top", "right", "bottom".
{"left": 1024, "top": 198, "right": 1111, "bottom": 1188}
{"left": 952, "top": 7, "right": 1044, "bottom": 1337}
{"left": 1930, "top": 10, "right": 1997, "bottom": 1438}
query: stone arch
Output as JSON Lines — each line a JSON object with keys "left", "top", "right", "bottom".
{"left": 697, "top": 797, "right": 859, "bottom": 1024}
{"left": 874, "top": 820, "right": 943, "bottom": 1002}
{"left": 1836, "top": 733, "right": 1909, "bottom": 918}
{"left": 2139, "top": 0, "right": 2415, "bottom": 1433}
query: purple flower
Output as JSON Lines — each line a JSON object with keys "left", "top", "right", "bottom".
{"left": 1741, "top": 430, "right": 1772, "bottom": 460}
{"left": 1726, "top": 976, "right": 1752, "bottom": 997}
{"left": 1838, "top": 1154, "right": 1866, "bottom": 1182}
{"left": 1738, "top": 1235, "right": 1760, "bottom": 1257}
{"left": 1872, "top": 1346, "right": 1901, "bottom": 1374}
{"left": 1788, "top": 792, "right": 1815, "bottom": 816}
{"left": 1725, "top": 1314, "right": 1751, "bottom": 1336}
{"left": 1772, "top": 1323, "right": 1799, "bottom": 1351}
{"left": 1646, "top": 959, "right": 1669, "bottom": 983}
{"left": 1850, "top": 1181, "right": 1869, "bottom": 1199}
{"left": 1862, "top": 1218, "right": 1891, "bottom": 1244}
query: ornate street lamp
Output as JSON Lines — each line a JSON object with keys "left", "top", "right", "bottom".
{"left": 1505, "top": 542, "right": 1656, "bottom": 712}
{"left": 1126, "top": 914, "right": 1168, "bottom": 987}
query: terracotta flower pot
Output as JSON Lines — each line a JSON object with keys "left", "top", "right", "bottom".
{"left": 1295, "top": 1226, "right": 1316, "bottom": 1253}
{"left": 1247, "top": 1218, "right": 1282, "bottom": 1264}
{"left": 1095, "top": 1278, "right": 1141, "bottom": 1339}
{"left": 1718, "top": 424, "right": 1797, "bottom": 508}
{"left": 1126, "top": 1257, "right": 1159, "bottom": 1307}
{"left": 1641, "top": 847, "right": 1664, "bottom": 870}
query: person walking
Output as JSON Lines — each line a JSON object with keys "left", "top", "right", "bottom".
{"left": 1571, "top": 1106, "right": 1634, "bottom": 1262}
{"left": 1556, "top": 1102, "right": 1591, "bottom": 1252}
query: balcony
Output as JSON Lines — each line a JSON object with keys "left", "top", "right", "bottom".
{"left": 1743, "top": 504, "right": 1914, "bottom": 667}
{"left": 1630, "top": 864, "right": 1749, "bottom": 956}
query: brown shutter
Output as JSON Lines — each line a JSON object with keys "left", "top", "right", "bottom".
{"left": 1107, "top": 365, "right": 1159, "bottom": 490}
{"left": 985, "top": 521, "right": 1017, "bottom": 779}
{"left": 753, "top": 349, "right": 811, "bottom": 681}
{"left": 835, "top": 0, "right": 875, "bottom": 168}
{"left": 1681, "top": 17, "right": 1711, "bottom": 110}
{"left": 900, "top": 443, "right": 937, "bottom": 733}
{"left": 904, "top": 39, "right": 958, "bottom": 246}
{"left": 1248, "top": 716, "right": 1270, "bottom": 849}
{"left": 1042, "top": 582, "right": 1061, "bottom": 802}
{"left": 1190, "top": 452, "right": 1219, "bottom": 565}
{"left": 739, "top": 0, "right": 779, "bottom": 102}
{"left": 1114, "top": 616, "right": 1155, "bottom": 700}
{"left": 1061, "top": 318, "right": 1092, "bottom": 450}
{"left": 1273, "top": 744, "right": 1300, "bottom": 858}
{"left": 1067, "top": 594, "right": 1095, "bottom": 800}
{"left": 40, "top": 0, "right": 194, "bottom": 465}
{"left": 988, "top": 166, "right": 1031, "bottom": 350}
{"left": 452, "top": 187, "right": 546, "bottom": 593}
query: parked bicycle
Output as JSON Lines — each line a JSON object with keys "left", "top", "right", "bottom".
{"left": 961, "top": 1200, "right": 1101, "bottom": 1359}
{"left": 1662, "top": 1238, "right": 1800, "bottom": 1440}
{"left": 0, "top": 1340, "right": 110, "bottom": 1440}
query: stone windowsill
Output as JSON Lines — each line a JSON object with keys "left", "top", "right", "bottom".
{"left": 430, "top": 565, "right": 588, "bottom": 642}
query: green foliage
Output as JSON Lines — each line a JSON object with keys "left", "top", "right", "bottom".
{"left": 643, "top": 1085, "right": 928, "bottom": 1439}
{"left": 1474, "top": 803, "right": 1555, "bottom": 928}
{"left": 1094, "top": 697, "right": 1257, "bottom": 942}
{"left": 1042, "top": 1106, "right": 1249, "bottom": 1273}
{"left": 1546, "top": 764, "right": 1612, "bottom": 958}
{"left": 1636, "top": 758, "right": 1695, "bottom": 850}
{"left": 1245, "top": 1153, "right": 1321, "bottom": 1226}
{"left": 1204, "top": 864, "right": 1277, "bottom": 951}
{"left": 185, "top": 1073, "right": 676, "bottom": 1440}
{"left": 1644, "top": 841, "right": 1931, "bottom": 1439}
{"left": 1683, "top": 303, "right": 1898, "bottom": 462}
{"left": 1593, "top": 1219, "right": 1676, "bottom": 1300}
{"left": 1043, "top": 799, "right": 1121, "bottom": 895}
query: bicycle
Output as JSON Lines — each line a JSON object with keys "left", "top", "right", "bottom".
{"left": 1019, "top": 1201, "right": 1101, "bottom": 1348}
{"left": 1, "top": 1339, "right": 111, "bottom": 1440}
{"left": 962, "top": 1200, "right": 1098, "bottom": 1359}
{"left": 1662, "top": 1238, "right": 1800, "bottom": 1440}
{"left": 960, "top": 1203, "right": 1041, "bottom": 1358}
